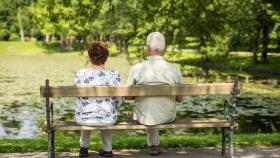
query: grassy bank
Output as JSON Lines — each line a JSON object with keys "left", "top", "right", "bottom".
{"left": 0, "top": 132, "right": 279, "bottom": 153}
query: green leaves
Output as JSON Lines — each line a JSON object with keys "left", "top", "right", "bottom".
{"left": 0, "top": 0, "right": 279, "bottom": 59}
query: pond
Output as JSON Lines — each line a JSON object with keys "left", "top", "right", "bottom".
{"left": 0, "top": 54, "right": 280, "bottom": 139}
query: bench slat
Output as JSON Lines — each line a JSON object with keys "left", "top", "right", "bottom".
{"left": 40, "top": 83, "right": 234, "bottom": 98}
{"left": 43, "top": 118, "right": 238, "bottom": 131}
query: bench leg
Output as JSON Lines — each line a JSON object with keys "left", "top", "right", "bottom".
{"left": 221, "top": 127, "right": 226, "bottom": 157}
{"left": 48, "top": 130, "right": 55, "bottom": 158}
{"left": 230, "top": 126, "right": 234, "bottom": 158}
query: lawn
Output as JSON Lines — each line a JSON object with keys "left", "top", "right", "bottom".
{"left": 0, "top": 132, "right": 279, "bottom": 153}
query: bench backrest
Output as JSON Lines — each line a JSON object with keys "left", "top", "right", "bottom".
{"left": 40, "top": 83, "right": 234, "bottom": 98}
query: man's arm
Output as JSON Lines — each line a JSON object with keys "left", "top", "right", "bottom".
{"left": 125, "top": 67, "right": 136, "bottom": 100}
{"left": 175, "top": 67, "right": 184, "bottom": 102}
{"left": 175, "top": 95, "right": 183, "bottom": 102}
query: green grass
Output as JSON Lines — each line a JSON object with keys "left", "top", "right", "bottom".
{"left": 0, "top": 41, "right": 85, "bottom": 55}
{"left": 0, "top": 132, "right": 279, "bottom": 153}
{"left": 0, "top": 41, "right": 45, "bottom": 55}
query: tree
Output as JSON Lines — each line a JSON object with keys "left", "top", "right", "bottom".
{"left": 228, "top": 0, "right": 279, "bottom": 64}
{"left": 31, "top": 0, "right": 104, "bottom": 51}
{"left": 260, "top": 0, "right": 280, "bottom": 63}
{"left": 97, "top": 0, "right": 142, "bottom": 57}
{"left": 0, "top": 0, "right": 32, "bottom": 41}
{"left": 136, "top": 0, "right": 229, "bottom": 61}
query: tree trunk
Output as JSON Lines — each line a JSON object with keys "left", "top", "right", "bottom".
{"left": 203, "top": 50, "right": 209, "bottom": 62}
{"left": 252, "top": 35, "right": 259, "bottom": 64}
{"left": 65, "top": 34, "right": 73, "bottom": 51}
{"left": 116, "top": 38, "right": 123, "bottom": 53}
{"left": 51, "top": 33, "right": 55, "bottom": 42}
{"left": 60, "top": 35, "right": 66, "bottom": 51}
{"left": 17, "top": 8, "right": 25, "bottom": 42}
{"left": 123, "top": 40, "right": 130, "bottom": 60}
{"left": 202, "top": 67, "right": 209, "bottom": 76}
{"left": 199, "top": 36, "right": 209, "bottom": 62}
{"left": 261, "top": 24, "right": 269, "bottom": 64}
{"left": 20, "top": 29, "right": 25, "bottom": 42}
{"left": 122, "top": 40, "right": 129, "bottom": 53}
{"left": 45, "top": 34, "right": 50, "bottom": 42}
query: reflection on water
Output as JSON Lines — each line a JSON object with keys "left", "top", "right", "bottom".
{"left": 0, "top": 103, "right": 44, "bottom": 139}
{"left": 18, "top": 119, "right": 39, "bottom": 138}
{"left": 0, "top": 123, "right": 7, "bottom": 137}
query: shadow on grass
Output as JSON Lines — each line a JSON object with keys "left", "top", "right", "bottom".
{"left": 173, "top": 55, "right": 280, "bottom": 80}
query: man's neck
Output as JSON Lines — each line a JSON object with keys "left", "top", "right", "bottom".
{"left": 148, "top": 51, "right": 161, "bottom": 56}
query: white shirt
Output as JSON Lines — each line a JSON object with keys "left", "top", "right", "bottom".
{"left": 74, "top": 69, "right": 122, "bottom": 126}
{"left": 127, "top": 55, "right": 183, "bottom": 125}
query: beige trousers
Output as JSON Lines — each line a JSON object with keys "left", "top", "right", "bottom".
{"left": 146, "top": 129, "right": 160, "bottom": 146}
{"left": 80, "top": 130, "right": 112, "bottom": 151}
{"left": 146, "top": 116, "right": 176, "bottom": 146}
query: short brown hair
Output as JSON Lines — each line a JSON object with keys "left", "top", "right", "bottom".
{"left": 88, "top": 42, "right": 109, "bottom": 65}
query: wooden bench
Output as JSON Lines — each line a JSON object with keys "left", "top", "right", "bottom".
{"left": 40, "top": 79, "right": 239, "bottom": 158}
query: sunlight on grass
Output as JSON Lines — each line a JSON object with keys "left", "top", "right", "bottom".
{"left": 0, "top": 132, "right": 279, "bottom": 153}
{"left": 0, "top": 42, "right": 45, "bottom": 55}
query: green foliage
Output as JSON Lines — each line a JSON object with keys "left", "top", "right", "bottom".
{"left": 9, "top": 33, "right": 19, "bottom": 41}
{"left": 29, "top": 0, "right": 105, "bottom": 51}
{"left": 0, "top": 0, "right": 32, "bottom": 41}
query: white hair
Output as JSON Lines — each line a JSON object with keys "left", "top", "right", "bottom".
{"left": 146, "top": 32, "right": 165, "bottom": 53}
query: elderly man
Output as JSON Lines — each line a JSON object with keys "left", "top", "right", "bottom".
{"left": 126, "top": 32, "right": 183, "bottom": 156}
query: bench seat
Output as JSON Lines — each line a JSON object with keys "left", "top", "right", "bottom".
{"left": 43, "top": 118, "right": 238, "bottom": 131}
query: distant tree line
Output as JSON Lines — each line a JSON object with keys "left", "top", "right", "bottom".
{"left": 0, "top": 0, "right": 279, "bottom": 64}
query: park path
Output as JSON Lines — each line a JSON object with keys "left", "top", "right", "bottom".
{"left": 0, "top": 147, "right": 279, "bottom": 158}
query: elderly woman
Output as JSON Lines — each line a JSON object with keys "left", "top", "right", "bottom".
{"left": 74, "top": 42, "right": 122, "bottom": 157}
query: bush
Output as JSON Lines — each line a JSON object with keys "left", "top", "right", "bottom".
{"left": 0, "top": 29, "right": 10, "bottom": 41}
{"left": 9, "top": 33, "right": 19, "bottom": 41}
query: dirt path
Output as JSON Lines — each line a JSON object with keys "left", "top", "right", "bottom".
{"left": 0, "top": 147, "right": 279, "bottom": 158}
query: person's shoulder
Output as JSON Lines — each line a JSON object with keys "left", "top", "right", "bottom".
{"left": 75, "top": 69, "right": 94, "bottom": 78}
{"left": 107, "top": 69, "right": 120, "bottom": 75}
{"left": 131, "top": 61, "right": 146, "bottom": 70}
{"left": 165, "top": 61, "right": 178, "bottom": 68}
{"left": 166, "top": 61, "right": 181, "bottom": 73}
{"left": 76, "top": 69, "right": 90, "bottom": 74}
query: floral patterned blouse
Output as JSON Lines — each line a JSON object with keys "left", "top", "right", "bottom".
{"left": 74, "top": 69, "right": 122, "bottom": 126}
